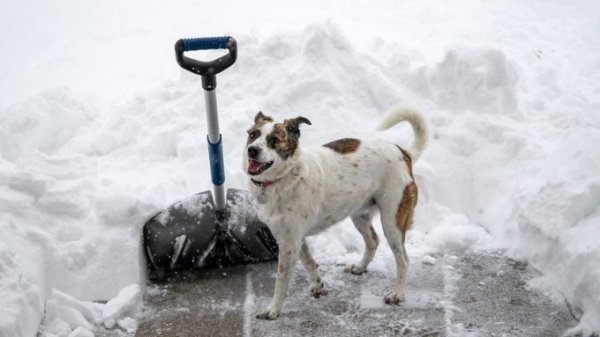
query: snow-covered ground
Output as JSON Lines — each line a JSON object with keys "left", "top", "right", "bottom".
{"left": 1, "top": 0, "right": 599, "bottom": 336}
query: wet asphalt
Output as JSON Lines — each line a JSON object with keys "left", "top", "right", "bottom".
{"left": 130, "top": 252, "right": 576, "bottom": 337}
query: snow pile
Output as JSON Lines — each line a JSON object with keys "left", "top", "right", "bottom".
{"left": 1, "top": 0, "right": 599, "bottom": 335}
{"left": 515, "top": 132, "right": 600, "bottom": 335}
{"left": 102, "top": 285, "right": 142, "bottom": 330}
{"left": 39, "top": 284, "right": 140, "bottom": 337}
{"left": 0, "top": 239, "right": 43, "bottom": 337}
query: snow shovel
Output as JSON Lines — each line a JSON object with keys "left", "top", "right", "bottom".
{"left": 143, "top": 36, "right": 278, "bottom": 280}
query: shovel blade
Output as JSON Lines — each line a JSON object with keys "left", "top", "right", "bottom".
{"left": 224, "top": 188, "right": 278, "bottom": 263}
{"left": 142, "top": 189, "right": 278, "bottom": 278}
{"left": 143, "top": 191, "right": 218, "bottom": 274}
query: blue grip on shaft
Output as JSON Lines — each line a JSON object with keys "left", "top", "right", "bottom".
{"left": 207, "top": 135, "right": 225, "bottom": 186}
{"left": 182, "top": 37, "right": 229, "bottom": 51}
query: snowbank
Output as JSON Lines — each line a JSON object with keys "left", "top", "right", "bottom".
{"left": 38, "top": 285, "right": 140, "bottom": 337}
{"left": 0, "top": 238, "right": 43, "bottom": 337}
{"left": 1, "top": 0, "right": 599, "bottom": 335}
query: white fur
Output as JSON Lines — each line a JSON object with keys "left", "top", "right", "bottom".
{"left": 244, "top": 106, "right": 429, "bottom": 319}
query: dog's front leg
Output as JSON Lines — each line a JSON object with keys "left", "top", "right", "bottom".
{"left": 256, "top": 239, "right": 301, "bottom": 320}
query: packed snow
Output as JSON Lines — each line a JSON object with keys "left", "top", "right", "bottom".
{"left": 1, "top": 0, "right": 599, "bottom": 336}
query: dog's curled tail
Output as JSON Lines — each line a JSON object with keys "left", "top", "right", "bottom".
{"left": 377, "top": 106, "right": 429, "bottom": 161}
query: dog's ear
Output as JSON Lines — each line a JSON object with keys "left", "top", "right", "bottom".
{"left": 254, "top": 111, "right": 273, "bottom": 124}
{"left": 294, "top": 116, "right": 312, "bottom": 127}
{"left": 285, "top": 116, "right": 311, "bottom": 137}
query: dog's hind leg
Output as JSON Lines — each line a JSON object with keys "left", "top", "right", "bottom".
{"left": 300, "top": 240, "right": 325, "bottom": 297}
{"left": 380, "top": 209, "right": 409, "bottom": 304}
{"left": 345, "top": 210, "right": 379, "bottom": 275}
{"left": 378, "top": 183, "right": 417, "bottom": 305}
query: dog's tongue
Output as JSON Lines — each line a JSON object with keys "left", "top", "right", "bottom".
{"left": 248, "top": 160, "right": 264, "bottom": 175}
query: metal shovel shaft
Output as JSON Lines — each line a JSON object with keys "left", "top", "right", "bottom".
{"left": 204, "top": 89, "right": 226, "bottom": 212}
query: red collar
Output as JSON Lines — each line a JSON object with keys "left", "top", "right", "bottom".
{"left": 251, "top": 178, "right": 279, "bottom": 189}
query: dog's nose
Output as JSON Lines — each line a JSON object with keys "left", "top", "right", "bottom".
{"left": 247, "top": 146, "right": 261, "bottom": 159}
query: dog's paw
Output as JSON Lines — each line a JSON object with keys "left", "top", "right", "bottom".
{"left": 384, "top": 291, "right": 405, "bottom": 305}
{"left": 344, "top": 264, "right": 367, "bottom": 275}
{"left": 256, "top": 307, "right": 279, "bottom": 320}
{"left": 309, "top": 280, "right": 325, "bottom": 298}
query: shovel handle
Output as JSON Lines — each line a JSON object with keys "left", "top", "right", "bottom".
{"left": 175, "top": 36, "right": 237, "bottom": 90}
{"left": 181, "top": 37, "right": 230, "bottom": 51}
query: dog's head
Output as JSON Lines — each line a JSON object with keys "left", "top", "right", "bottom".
{"left": 244, "top": 111, "right": 311, "bottom": 178}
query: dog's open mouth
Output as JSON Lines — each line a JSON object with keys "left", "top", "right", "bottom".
{"left": 247, "top": 159, "right": 273, "bottom": 175}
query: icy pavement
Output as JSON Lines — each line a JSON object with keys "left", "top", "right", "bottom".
{"left": 135, "top": 252, "right": 576, "bottom": 337}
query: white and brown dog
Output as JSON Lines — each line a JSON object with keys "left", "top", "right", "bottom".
{"left": 243, "top": 106, "right": 429, "bottom": 320}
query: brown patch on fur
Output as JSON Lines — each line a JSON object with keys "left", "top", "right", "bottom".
{"left": 396, "top": 146, "right": 417, "bottom": 242}
{"left": 396, "top": 182, "right": 418, "bottom": 242}
{"left": 267, "top": 117, "right": 311, "bottom": 159}
{"left": 268, "top": 123, "right": 298, "bottom": 159}
{"left": 323, "top": 138, "right": 361, "bottom": 154}
{"left": 396, "top": 145, "right": 414, "bottom": 176}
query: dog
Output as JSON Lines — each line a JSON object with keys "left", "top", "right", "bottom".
{"left": 243, "top": 106, "right": 429, "bottom": 320}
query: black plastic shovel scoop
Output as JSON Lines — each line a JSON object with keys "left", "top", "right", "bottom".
{"left": 143, "top": 36, "right": 278, "bottom": 280}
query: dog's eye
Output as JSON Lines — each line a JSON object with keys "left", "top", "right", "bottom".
{"left": 286, "top": 125, "right": 300, "bottom": 137}
{"left": 248, "top": 130, "right": 260, "bottom": 140}
{"left": 268, "top": 137, "right": 278, "bottom": 148}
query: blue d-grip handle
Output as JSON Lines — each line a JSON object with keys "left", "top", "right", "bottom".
{"left": 207, "top": 135, "right": 225, "bottom": 186}
{"left": 175, "top": 36, "right": 237, "bottom": 90}
{"left": 182, "top": 37, "right": 230, "bottom": 51}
